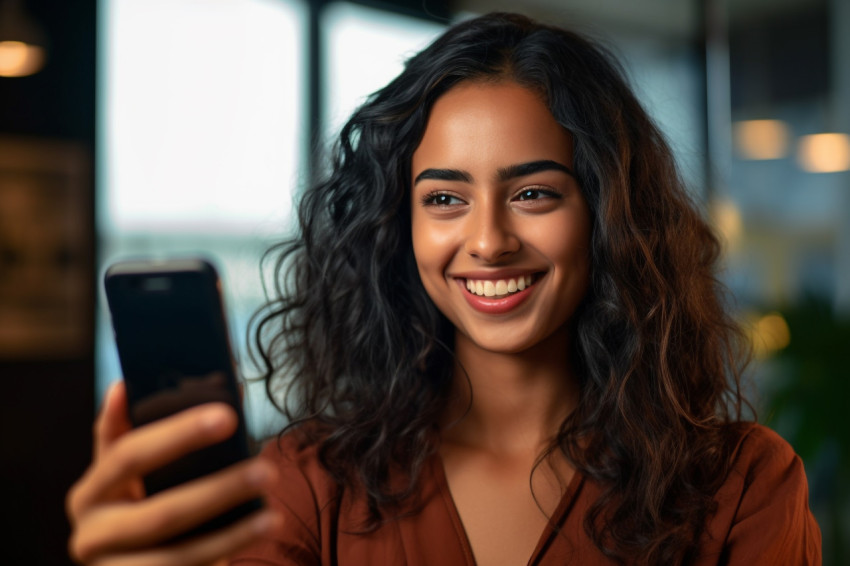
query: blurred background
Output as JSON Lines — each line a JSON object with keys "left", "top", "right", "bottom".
{"left": 1, "top": 0, "right": 847, "bottom": 563}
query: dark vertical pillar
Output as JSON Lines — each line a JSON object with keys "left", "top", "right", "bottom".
{"left": 699, "top": 0, "right": 731, "bottom": 202}
{"left": 307, "top": 0, "right": 326, "bottom": 186}
{"left": 0, "top": 0, "right": 96, "bottom": 564}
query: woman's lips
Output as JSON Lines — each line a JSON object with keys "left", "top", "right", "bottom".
{"left": 455, "top": 273, "right": 540, "bottom": 314}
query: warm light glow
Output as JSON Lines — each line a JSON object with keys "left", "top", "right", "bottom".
{"left": 0, "top": 40, "right": 45, "bottom": 77}
{"left": 733, "top": 119, "right": 790, "bottom": 160}
{"left": 746, "top": 311, "right": 791, "bottom": 359}
{"left": 711, "top": 198, "right": 743, "bottom": 251}
{"left": 797, "top": 133, "right": 850, "bottom": 173}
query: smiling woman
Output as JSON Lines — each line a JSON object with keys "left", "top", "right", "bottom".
{"left": 411, "top": 81, "right": 591, "bottom": 357}
{"left": 67, "top": 12, "right": 821, "bottom": 566}
{"left": 239, "top": 12, "right": 819, "bottom": 565}
{"left": 408, "top": 85, "right": 592, "bottom": 564}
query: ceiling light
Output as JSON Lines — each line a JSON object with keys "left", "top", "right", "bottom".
{"left": 711, "top": 198, "right": 743, "bottom": 251}
{"left": 733, "top": 119, "right": 790, "bottom": 160}
{"left": 0, "top": 0, "right": 47, "bottom": 78}
{"left": 797, "top": 133, "right": 850, "bottom": 173}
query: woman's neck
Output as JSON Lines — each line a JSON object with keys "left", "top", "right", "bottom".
{"left": 440, "top": 325, "right": 580, "bottom": 456}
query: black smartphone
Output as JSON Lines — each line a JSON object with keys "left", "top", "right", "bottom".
{"left": 104, "top": 258, "right": 261, "bottom": 538}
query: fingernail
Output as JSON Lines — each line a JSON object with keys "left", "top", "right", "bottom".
{"left": 104, "top": 379, "right": 121, "bottom": 402}
{"left": 251, "top": 511, "right": 275, "bottom": 534}
{"left": 246, "top": 461, "right": 273, "bottom": 486}
{"left": 201, "top": 405, "right": 230, "bottom": 430}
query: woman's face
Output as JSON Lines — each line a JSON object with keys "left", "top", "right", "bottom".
{"left": 411, "top": 80, "right": 592, "bottom": 355}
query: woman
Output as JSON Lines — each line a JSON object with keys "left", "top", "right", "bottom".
{"left": 67, "top": 12, "right": 821, "bottom": 565}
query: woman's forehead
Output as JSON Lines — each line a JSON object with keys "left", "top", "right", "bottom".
{"left": 412, "top": 81, "right": 574, "bottom": 179}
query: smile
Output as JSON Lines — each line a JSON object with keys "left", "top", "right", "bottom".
{"left": 464, "top": 275, "right": 535, "bottom": 298}
{"left": 455, "top": 273, "right": 541, "bottom": 315}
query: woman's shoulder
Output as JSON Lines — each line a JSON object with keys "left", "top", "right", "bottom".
{"left": 257, "top": 422, "right": 337, "bottom": 498}
{"left": 728, "top": 421, "right": 798, "bottom": 469}
{"left": 230, "top": 424, "right": 341, "bottom": 564}
{"left": 256, "top": 422, "right": 348, "bottom": 527}
{"left": 719, "top": 421, "right": 811, "bottom": 505}
{"left": 723, "top": 421, "right": 811, "bottom": 490}
{"left": 704, "top": 421, "right": 821, "bottom": 564}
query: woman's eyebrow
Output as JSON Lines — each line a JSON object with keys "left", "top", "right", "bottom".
{"left": 498, "top": 160, "right": 575, "bottom": 180}
{"left": 413, "top": 160, "right": 575, "bottom": 186}
{"left": 413, "top": 168, "right": 473, "bottom": 185}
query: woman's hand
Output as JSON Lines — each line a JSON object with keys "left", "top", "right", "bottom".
{"left": 66, "top": 381, "right": 281, "bottom": 566}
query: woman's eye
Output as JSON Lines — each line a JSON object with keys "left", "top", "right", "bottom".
{"left": 423, "top": 193, "right": 463, "bottom": 206}
{"left": 514, "top": 187, "right": 560, "bottom": 201}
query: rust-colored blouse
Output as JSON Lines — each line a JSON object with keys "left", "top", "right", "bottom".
{"left": 231, "top": 424, "right": 821, "bottom": 565}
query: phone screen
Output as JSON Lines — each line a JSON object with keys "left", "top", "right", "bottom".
{"left": 108, "top": 265, "right": 235, "bottom": 419}
{"left": 105, "top": 259, "right": 261, "bottom": 536}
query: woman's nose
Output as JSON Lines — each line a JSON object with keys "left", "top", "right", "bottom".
{"left": 463, "top": 205, "right": 520, "bottom": 262}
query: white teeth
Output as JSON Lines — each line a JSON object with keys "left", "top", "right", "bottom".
{"left": 465, "top": 275, "right": 535, "bottom": 297}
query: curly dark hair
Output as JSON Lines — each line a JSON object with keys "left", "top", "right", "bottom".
{"left": 251, "top": 12, "right": 750, "bottom": 564}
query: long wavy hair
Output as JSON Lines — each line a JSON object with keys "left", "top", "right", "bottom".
{"left": 252, "top": 12, "right": 750, "bottom": 564}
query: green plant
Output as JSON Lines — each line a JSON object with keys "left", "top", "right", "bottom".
{"left": 762, "top": 296, "right": 850, "bottom": 566}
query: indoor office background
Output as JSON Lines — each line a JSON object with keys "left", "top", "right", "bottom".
{"left": 0, "top": 0, "right": 847, "bottom": 564}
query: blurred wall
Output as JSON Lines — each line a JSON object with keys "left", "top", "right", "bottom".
{"left": 0, "top": 1, "right": 96, "bottom": 564}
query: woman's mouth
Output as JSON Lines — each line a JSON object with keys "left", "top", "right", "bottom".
{"left": 464, "top": 274, "right": 536, "bottom": 298}
{"left": 456, "top": 273, "right": 542, "bottom": 314}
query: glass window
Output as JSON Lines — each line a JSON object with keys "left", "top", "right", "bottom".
{"left": 322, "top": 2, "right": 444, "bottom": 141}
{"left": 98, "top": 0, "right": 444, "bottom": 437}
{"left": 97, "top": 0, "right": 304, "bottom": 436}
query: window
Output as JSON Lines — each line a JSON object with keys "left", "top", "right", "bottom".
{"left": 97, "top": 0, "right": 444, "bottom": 436}
{"left": 322, "top": 2, "right": 444, "bottom": 140}
{"left": 98, "top": 0, "right": 305, "bottom": 435}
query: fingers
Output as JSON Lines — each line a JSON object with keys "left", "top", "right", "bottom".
{"left": 67, "top": 381, "right": 136, "bottom": 525}
{"left": 67, "top": 382, "right": 276, "bottom": 566}
{"left": 95, "top": 381, "right": 132, "bottom": 460}
{"left": 71, "top": 458, "right": 276, "bottom": 559}
{"left": 75, "top": 507, "right": 281, "bottom": 566}
{"left": 68, "top": 403, "right": 238, "bottom": 521}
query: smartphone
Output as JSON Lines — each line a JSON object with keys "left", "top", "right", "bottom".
{"left": 104, "top": 258, "right": 261, "bottom": 539}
